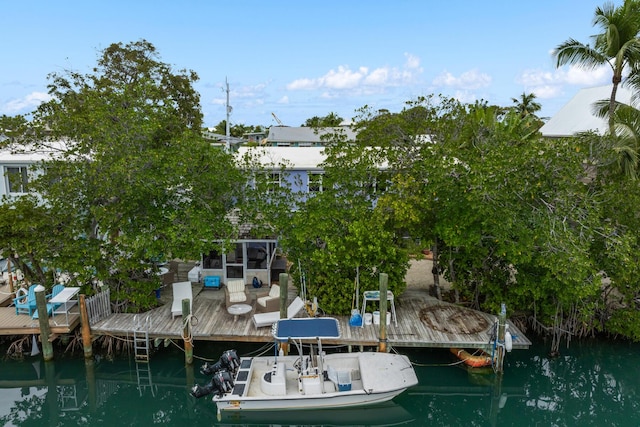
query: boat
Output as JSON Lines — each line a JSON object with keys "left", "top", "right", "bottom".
{"left": 190, "top": 317, "right": 418, "bottom": 415}
{"left": 450, "top": 347, "right": 494, "bottom": 368}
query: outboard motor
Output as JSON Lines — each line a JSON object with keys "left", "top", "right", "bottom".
{"left": 190, "top": 381, "right": 215, "bottom": 398}
{"left": 220, "top": 349, "right": 241, "bottom": 374}
{"left": 211, "top": 369, "right": 234, "bottom": 397}
{"left": 200, "top": 360, "right": 224, "bottom": 376}
{"left": 190, "top": 349, "right": 240, "bottom": 399}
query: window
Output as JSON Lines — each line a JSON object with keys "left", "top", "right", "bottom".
{"left": 202, "top": 250, "right": 223, "bottom": 269}
{"left": 266, "top": 172, "right": 281, "bottom": 193}
{"left": 5, "top": 166, "right": 29, "bottom": 193}
{"left": 308, "top": 173, "right": 323, "bottom": 193}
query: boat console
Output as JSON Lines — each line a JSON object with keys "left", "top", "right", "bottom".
{"left": 261, "top": 361, "right": 287, "bottom": 396}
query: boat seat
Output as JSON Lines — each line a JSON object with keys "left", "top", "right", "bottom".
{"left": 261, "top": 361, "right": 286, "bottom": 396}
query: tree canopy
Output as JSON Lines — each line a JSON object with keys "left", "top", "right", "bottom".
{"left": 555, "top": 0, "right": 640, "bottom": 134}
{"left": 4, "top": 40, "right": 248, "bottom": 311}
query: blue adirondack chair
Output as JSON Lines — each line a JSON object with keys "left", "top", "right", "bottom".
{"left": 13, "top": 284, "right": 38, "bottom": 316}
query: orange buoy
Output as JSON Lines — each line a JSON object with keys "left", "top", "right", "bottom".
{"left": 450, "top": 348, "right": 493, "bottom": 368}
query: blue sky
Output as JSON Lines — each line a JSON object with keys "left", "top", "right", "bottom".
{"left": 0, "top": 0, "right": 616, "bottom": 128}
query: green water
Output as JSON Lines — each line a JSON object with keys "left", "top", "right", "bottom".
{"left": 1, "top": 338, "right": 639, "bottom": 427}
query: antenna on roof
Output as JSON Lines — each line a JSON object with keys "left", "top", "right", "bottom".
{"left": 271, "top": 112, "right": 284, "bottom": 126}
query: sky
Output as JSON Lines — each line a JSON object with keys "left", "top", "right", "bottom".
{"left": 0, "top": 0, "right": 618, "bottom": 129}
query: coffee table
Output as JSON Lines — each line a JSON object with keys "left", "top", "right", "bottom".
{"left": 227, "top": 303, "right": 252, "bottom": 321}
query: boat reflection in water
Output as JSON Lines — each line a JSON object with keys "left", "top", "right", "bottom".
{"left": 217, "top": 400, "right": 414, "bottom": 426}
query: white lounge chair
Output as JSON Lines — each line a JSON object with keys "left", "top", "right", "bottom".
{"left": 252, "top": 296, "right": 305, "bottom": 328}
{"left": 171, "top": 281, "right": 193, "bottom": 319}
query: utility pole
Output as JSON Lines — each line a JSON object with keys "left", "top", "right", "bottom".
{"left": 225, "top": 77, "right": 231, "bottom": 152}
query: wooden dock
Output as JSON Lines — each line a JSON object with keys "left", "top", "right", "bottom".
{"left": 0, "top": 277, "right": 530, "bottom": 351}
{"left": 89, "top": 284, "right": 531, "bottom": 350}
{"left": 0, "top": 305, "right": 80, "bottom": 336}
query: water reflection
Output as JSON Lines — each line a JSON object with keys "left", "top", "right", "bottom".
{"left": 0, "top": 339, "right": 639, "bottom": 426}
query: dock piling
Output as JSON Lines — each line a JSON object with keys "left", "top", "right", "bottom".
{"left": 378, "top": 273, "right": 388, "bottom": 353}
{"left": 79, "top": 294, "right": 93, "bottom": 358}
{"left": 182, "top": 298, "right": 193, "bottom": 365}
{"left": 495, "top": 303, "right": 507, "bottom": 373}
{"left": 34, "top": 285, "right": 54, "bottom": 361}
{"left": 279, "top": 273, "right": 289, "bottom": 356}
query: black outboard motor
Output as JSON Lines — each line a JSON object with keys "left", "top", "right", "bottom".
{"left": 190, "top": 369, "right": 235, "bottom": 398}
{"left": 200, "top": 360, "right": 224, "bottom": 376}
{"left": 220, "top": 349, "right": 241, "bottom": 375}
{"left": 200, "top": 349, "right": 240, "bottom": 376}
{"left": 191, "top": 349, "right": 240, "bottom": 399}
{"left": 190, "top": 381, "right": 215, "bottom": 398}
{"left": 211, "top": 369, "right": 234, "bottom": 397}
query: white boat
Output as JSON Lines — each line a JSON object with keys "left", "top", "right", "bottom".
{"left": 191, "top": 317, "right": 418, "bottom": 415}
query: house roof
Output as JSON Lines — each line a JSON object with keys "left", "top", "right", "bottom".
{"left": 266, "top": 126, "right": 356, "bottom": 144}
{"left": 0, "top": 140, "right": 68, "bottom": 163}
{"left": 540, "top": 85, "right": 633, "bottom": 138}
{"left": 236, "top": 146, "right": 326, "bottom": 170}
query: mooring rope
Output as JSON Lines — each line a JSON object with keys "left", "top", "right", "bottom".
{"left": 182, "top": 313, "right": 197, "bottom": 345}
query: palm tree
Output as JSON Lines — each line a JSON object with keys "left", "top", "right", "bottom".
{"left": 554, "top": 0, "right": 640, "bottom": 135}
{"left": 511, "top": 92, "right": 542, "bottom": 118}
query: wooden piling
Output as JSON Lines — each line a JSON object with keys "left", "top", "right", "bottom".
{"left": 495, "top": 303, "right": 507, "bottom": 373}
{"left": 7, "top": 257, "right": 14, "bottom": 294}
{"left": 79, "top": 294, "right": 93, "bottom": 358}
{"left": 183, "top": 298, "right": 193, "bottom": 365}
{"left": 279, "top": 273, "right": 289, "bottom": 356}
{"left": 34, "top": 285, "right": 54, "bottom": 361}
{"left": 378, "top": 273, "right": 388, "bottom": 353}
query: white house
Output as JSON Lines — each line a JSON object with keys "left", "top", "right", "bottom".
{"left": 540, "top": 85, "right": 633, "bottom": 138}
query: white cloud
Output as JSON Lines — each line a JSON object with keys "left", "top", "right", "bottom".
{"left": 286, "top": 54, "right": 423, "bottom": 93}
{"left": 210, "top": 83, "right": 269, "bottom": 106}
{"left": 277, "top": 96, "right": 289, "bottom": 104}
{"left": 432, "top": 69, "right": 492, "bottom": 90}
{"left": 3, "top": 91, "right": 50, "bottom": 113}
{"left": 404, "top": 52, "right": 421, "bottom": 70}
{"left": 232, "top": 83, "right": 268, "bottom": 99}
{"left": 453, "top": 90, "right": 478, "bottom": 104}
{"left": 517, "top": 64, "right": 610, "bottom": 99}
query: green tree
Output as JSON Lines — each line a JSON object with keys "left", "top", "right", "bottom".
{"left": 20, "top": 40, "right": 246, "bottom": 311}
{"left": 302, "top": 112, "right": 344, "bottom": 127}
{"left": 272, "top": 123, "right": 409, "bottom": 315}
{"left": 210, "top": 120, "right": 264, "bottom": 138}
{"left": 554, "top": 0, "right": 640, "bottom": 134}
{"left": 511, "top": 92, "right": 542, "bottom": 118}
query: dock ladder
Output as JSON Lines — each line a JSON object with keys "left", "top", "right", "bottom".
{"left": 132, "top": 314, "right": 157, "bottom": 396}
{"left": 133, "top": 314, "right": 151, "bottom": 361}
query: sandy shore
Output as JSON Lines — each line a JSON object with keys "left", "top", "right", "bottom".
{"left": 405, "top": 259, "right": 450, "bottom": 290}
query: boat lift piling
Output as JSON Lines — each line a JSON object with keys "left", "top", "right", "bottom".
{"left": 279, "top": 273, "right": 289, "bottom": 356}
{"left": 494, "top": 303, "right": 507, "bottom": 373}
{"left": 378, "top": 273, "right": 388, "bottom": 353}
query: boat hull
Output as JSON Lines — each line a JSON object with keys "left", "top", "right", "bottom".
{"left": 212, "top": 352, "right": 418, "bottom": 413}
{"left": 215, "top": 388, "right": 404, "bottom": 412}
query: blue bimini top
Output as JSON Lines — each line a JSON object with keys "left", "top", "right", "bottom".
{"left": 273, "top": 317, "right": 341, "bottom": 340}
